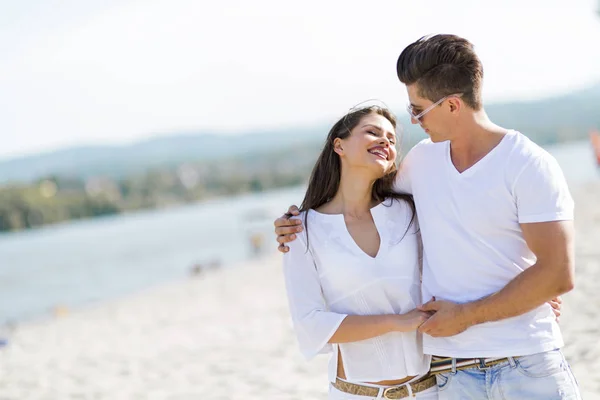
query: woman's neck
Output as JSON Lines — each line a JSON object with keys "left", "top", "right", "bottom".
{"left": 326, "top": 172, "right": 376, "bottom": 218}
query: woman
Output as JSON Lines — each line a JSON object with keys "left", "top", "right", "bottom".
{"left": 282, "top": 105, "right": 438, "bottom": 399}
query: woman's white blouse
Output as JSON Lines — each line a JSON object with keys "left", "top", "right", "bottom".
{"left": 282, "top": 198, "right": 431, "bottom": 383}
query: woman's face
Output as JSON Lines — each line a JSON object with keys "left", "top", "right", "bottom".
{"left": 336, "top": 113, "right": 397, "bottom": 177}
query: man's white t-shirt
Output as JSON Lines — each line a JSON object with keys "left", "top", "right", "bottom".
{"left": 395, "top": 130, "right": 574, "bottom": 358}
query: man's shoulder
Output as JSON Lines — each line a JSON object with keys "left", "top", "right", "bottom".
{"left": 503, "top": 131, "right": 565, "bottom": 185}
{"left": 408, "top": 138, "right": 436, "bottom": 153}
{"left": 495, "top": 131, "right": 553, "bottom": 174}
{"left": 403, "top": 138, "right": 443, "bottom": 163}
{"left": 504, "top": 130, "right": 549, "bottom": 161}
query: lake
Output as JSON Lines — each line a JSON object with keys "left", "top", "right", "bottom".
{"left": 0, "top": 140, "right": 598, "bottom": 325}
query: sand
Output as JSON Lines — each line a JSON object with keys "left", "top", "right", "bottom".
{"left": 0, "top": 183, "right": 599, "bottom": 400}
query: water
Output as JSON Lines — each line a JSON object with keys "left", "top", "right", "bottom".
{"left": 545, "top": 140, "right": 599, "bottom": 183}
{"left": 0, "top": 186, "right": 306, "bottom": 325}
{"left": 0, "top": 141, "right": 597, "bottom": 325}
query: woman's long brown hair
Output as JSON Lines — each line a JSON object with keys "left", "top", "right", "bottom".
{"left": 299, "top": 106, "right": 416, "bottom": 248}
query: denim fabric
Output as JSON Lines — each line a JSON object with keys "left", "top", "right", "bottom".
{"left": 436, "top": 349, "right": 581, "bottom": 400}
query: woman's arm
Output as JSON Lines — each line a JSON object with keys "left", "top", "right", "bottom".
{"left": 328, "top": 310, "right": 430, "bottom": 344}
{"left": 283, "top": 230, "right": 429, "bottom": 358}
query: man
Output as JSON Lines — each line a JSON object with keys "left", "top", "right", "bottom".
{"left": 274, "top": 34, "right": 580, "bottom": 399}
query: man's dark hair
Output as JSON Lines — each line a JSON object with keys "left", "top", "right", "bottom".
{"left": 396, "top": 34, "right": 483, "bottom": 110}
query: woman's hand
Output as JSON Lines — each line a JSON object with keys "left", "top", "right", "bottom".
{"left": 394, "top": 309, "right": 432, "bottom": 332}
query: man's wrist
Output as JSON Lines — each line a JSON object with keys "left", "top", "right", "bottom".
{"left": 460, "top": 301, "right": 485, "bottom": 327}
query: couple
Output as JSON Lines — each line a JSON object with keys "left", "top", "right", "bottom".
{"left": 274, "top": 34, "right": 581, "bottom": 399}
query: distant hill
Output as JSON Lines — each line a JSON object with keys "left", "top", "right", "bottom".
{"left": 0, "top": 127, "right": 325, "bottom": 184}
{"left": 1, "top": 83, "right": 599, "bottom": 184}
{"left": 401, "top": 82, "right": 600, "bottom": 146}
{"left": 486, "top": 83, "right": 600, "bottom": 144}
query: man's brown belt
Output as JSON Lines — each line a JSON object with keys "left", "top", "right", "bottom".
{"left": 430, "top": 356, "right": 519, "bottom": 375}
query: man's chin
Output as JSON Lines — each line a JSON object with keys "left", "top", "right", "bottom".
{"left": 422, "top": 128, "right": 445, "bottom": 142}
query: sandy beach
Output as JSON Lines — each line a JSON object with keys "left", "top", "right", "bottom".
{"left": 1, "top": 183, "right": 599, "bottom": 400}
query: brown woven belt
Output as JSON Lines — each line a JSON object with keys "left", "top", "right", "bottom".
{"left": 332, "top": 374, "right": 436, "bottom": 399}
{"left": 430, "top": 356, "right": 520, "bottom": 375}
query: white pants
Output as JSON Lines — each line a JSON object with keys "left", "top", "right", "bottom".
{"left": 328, "top": 376, "right": 439, "bottom": 399}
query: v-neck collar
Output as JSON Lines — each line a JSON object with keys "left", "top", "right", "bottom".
{"left": 313, "top": 201, "right": 388, "bottom": 260}
{"left": 342, "top": 202, "right": 386, "bottom": 260}
{"left": 445, "top": 130, "right": 513, "bottom": 178}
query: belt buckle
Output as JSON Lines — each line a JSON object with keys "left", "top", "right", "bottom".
{"left": 383, "top": 386, "right": 407, "bottom": 399}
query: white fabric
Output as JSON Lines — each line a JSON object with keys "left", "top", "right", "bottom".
{"left": 394, "top": 130, "right": 573, "bottom": 358}
{"left": 282, "top": 198, "right": 431, "bottom": 383}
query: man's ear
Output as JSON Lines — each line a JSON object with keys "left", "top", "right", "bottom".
{"left": 448, "top": 97, "right": 462, "bottom": 113}
{"left": 333, "top": 137, "right": 344, "bottom": 156}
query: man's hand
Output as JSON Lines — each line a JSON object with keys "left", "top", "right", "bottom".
{"left": 396, "top": 309, "right": 434, "bottom": 332}
{"left": 417, "top": 295, "right": 563, "bottom": 338}
{"left": 417, "top": 298, "right": 474, "bottom": 337}
{"left": 548, "top": 296, "right": 562, "bottom": 322}
{"left": 274, "top": 205, "right": 303, "bottom": 253}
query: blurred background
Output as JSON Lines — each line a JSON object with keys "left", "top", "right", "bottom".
{"left": 0, "top": 0, "right": 599, "bottom": 399}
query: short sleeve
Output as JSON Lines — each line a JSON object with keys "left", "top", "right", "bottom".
{"left": 514, "top": 153, "right": 574, "bottom": 224}
{"left": 282, "top": 222, "right": 347, "bottom": 360}
{"left": 394, "top": 149, "right": 416, "bottom": 194}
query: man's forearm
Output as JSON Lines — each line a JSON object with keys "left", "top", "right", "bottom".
{"left": 463, "top": 261, "right": 574, "bottom": 325}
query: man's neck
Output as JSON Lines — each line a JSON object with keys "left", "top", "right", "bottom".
{"left": 449, "top": 111, "right": 507, "bottom": 173}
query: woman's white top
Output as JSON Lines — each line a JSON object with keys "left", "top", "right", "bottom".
{"left": 282, "top": 198, "right": 431, "bottom": 383}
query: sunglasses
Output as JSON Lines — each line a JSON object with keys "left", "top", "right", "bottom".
{"left": 406, "top": 93, "right": 463, "bottom": 122}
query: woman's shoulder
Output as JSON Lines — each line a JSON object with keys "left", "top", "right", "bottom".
{"left": 290, "top": 209, "right": 317, "bottom": 225}
{"left": 382, "top": 196, "right": 413, "bottom": 211}
{"left": 287, "top": 210, "right": 325, "bottom": 248}
{"left": 290, "top": 208, "right": 345, "bottom": 246}
{"left": 289, "top": 210, "right": 307, "bottom": 222}
{"left": 381, "top": 197, "right": 418, "bottom": 234}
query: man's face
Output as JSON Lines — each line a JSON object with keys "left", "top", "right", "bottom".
{"left": 406, "top": 84, "right": 452, "bottom": 143}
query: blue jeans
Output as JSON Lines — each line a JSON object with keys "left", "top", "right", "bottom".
{"left": 436, "top": 349, "right": 581, "bottom": 400}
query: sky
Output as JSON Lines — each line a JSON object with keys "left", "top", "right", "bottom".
{"left": 1, "top": 0, "right": 599, "bottom": 160}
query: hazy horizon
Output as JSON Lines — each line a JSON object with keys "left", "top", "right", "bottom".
{"left": 1, "top": 79, "right": 599, "bottom": 163}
